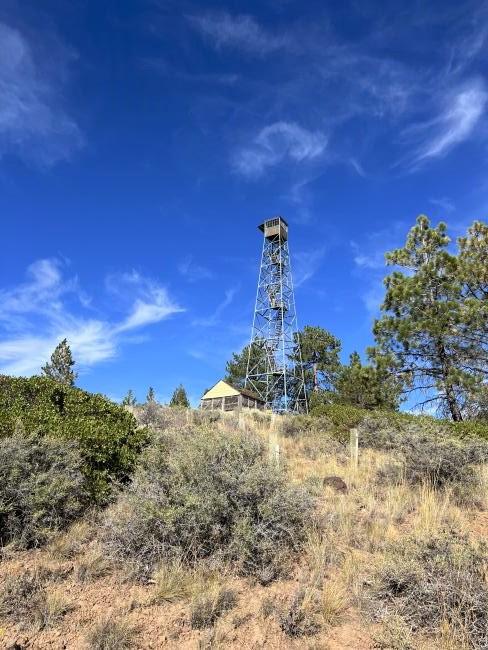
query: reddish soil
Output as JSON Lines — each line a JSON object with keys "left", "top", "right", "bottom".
{"left": 0, "top": 548, "right": 374, "bottom": 650}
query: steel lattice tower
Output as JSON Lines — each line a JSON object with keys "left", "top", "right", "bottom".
{"left": 245, "top": 216, "right": 308, "bottom": 413}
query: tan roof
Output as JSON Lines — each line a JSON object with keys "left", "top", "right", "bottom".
{"left": 201, "top": 379, "right": 264, "bottom": 403}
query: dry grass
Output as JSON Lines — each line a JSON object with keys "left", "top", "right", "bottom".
{"left": 278, "top": 586, "right": 321, "bottom": 637}
{"left": 47, "top": 518, "right": 94, "bottom": 560}
{"left": 0, "top": 570, "right": 71, "bottom": 631}
{"left": 411, "top": 484, "right": 466, "bottom": 537}
{"left": 190, "top": 587, "right": 238, "bottom": 629}
{"left": 75, "top": 544, "right": 113, "bottom": 582}
{"left": 372, "top": 614, "right": 414, "bottom": 649}
{"left": 152, "top": 560, "right": 195, "bottom": 602}
{"left": 475, "top": 464, "right": 488, "bottom": 509}
{"left": 85, "top": 616, "right": 136, "bottom": 649}
{"left": 266, "top": 419, "right": 488, "bottom": 648}
{"left": 152, "top": 560, "right": 226, "bottom": 604}
{"left": 320, "top": 579, "right": 349, "bottom": 627}
{"left": 1, "top": 412, "right": 487, "bottom": 649}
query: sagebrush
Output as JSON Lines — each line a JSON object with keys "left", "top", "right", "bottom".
{"left": 0, "top": 434, "right": 87, "bottom": 548}
{"left": 367, "top": 533, "right": 488, "bottom": 649}
{"left": 102, "top": 425, "right": 314, "bottom": 582}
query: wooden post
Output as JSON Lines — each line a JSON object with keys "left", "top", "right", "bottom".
{"left": 268, "top": 432, "right": 280, "bottom": 467}
{"left": 274, "top": 440, "right": 280, "bottom": 467}
{"left": 221, "top": 396, "right": 226, "bottom": 412}
{"left": 350, "top": 427, "right": 359, "bottom": 469}
{"left": 238, "top": 411, "right": 246, "bottom": 431}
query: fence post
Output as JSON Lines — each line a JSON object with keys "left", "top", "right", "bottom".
{"left": 350, "top": 427, "right": 359, "bottom": 469}
{"left": 238, "top": 411, "right": 246, "bottom": 432}
{"left": 268, "top": 431, "right": 280, "bottom": 467}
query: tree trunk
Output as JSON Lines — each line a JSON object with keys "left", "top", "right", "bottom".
{"left": 445, "top": 382, "right": 463, "bottom": 421}
{"left": 436, "top": 339, "right": 463, "bottom": 421}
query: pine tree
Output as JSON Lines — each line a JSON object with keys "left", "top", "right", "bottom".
{"left": 41, "top": 338, "right": 77, "bottom": 386}
{"left": 225, "top": 342, "right": 266, "bottom": 390}
{"left": 122, "top": 390, "right": 137, "bottom": 407}
{"left": 373, "top": 216, "right": 487, "bottom": 421}
{"left": 457, "top": 221, "right": 488, "bottom": 417}
{"left": 291, "top": 325, "right": 342, "bottom": 394}
{"left": 334, "top": 351, "right": 403, "bottom": 410}
{"left": 146, "top": 387, "right": 156, "bottom": 403}
{"left": 169, "top": 384, "right": 190, "bottom": 408}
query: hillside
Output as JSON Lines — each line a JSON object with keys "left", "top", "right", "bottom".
{"left": 1, "top": 404, "right": 488, "bottom": 649}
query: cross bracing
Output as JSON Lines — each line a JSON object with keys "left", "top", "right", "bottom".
{"left": 245, "top": 217, "right": 308, "bottom": 413}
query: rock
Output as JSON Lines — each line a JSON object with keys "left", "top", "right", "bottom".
{"left": 323, "top": 476, "right": 348, "bottom": 494}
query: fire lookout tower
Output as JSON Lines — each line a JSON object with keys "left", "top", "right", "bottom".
{"left": 245, "top": 216, "right": 307, "bottom": 413}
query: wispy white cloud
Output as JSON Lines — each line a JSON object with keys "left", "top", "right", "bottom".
{"left": 116, "top": 292, "right": 181, "bottom": 332}
{"left": 234, "top": 122, "right": 328, "bottom": 177}
{"left": 178, "top": 255, "right": 213, "bottom": 282}
{"left": 352, "top": 246, "right": 385, "bottom": 271}
{"left": 293, "top": 247, "right": 326, "bottom": 287}
{"left": 193, "top": 286, "right": 238, "bottom": 327}
{"left": 283, "top": 175, "right": 322, "bottom": 224}
{"left": 351, "top": 221, "right": 407, "bottom": 316}
{"left": 0, "top": 22, "right": 83, "bottom": 166}
{"left": 429, "top": 196, "right": 455, "bottom": 214}
{"left": 348, "top": 158, "right": 367, "bottom": 177}
{"left": 106, "top": 270, "right": 183, "bottom": 333}
{"left": 0, "top": 260, "right": 183, "bottom": 376}
{"left": 351, "top": 221, "right": 409, "bottom": 271}
{"left": 188, "top": 12, "right": 288, "bottom": 56}
{"left": 407, "top": 79, "right": 488, "bottom": 164}
{"left": 361, "top": 278, "right": 386, "bottom": 316}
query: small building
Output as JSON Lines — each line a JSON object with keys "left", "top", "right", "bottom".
{"left": 200, "top": 380, "right": 265, "bottom": 412}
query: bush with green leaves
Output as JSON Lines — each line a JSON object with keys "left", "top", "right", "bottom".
{"left": 358, "top": 417, "right": 488, "bottom": 492}
{"left": 279, "top": 415, "right": 313, "bottom": 438}
{"left": 450, "top": 418, "right": 488, "bottom": 442}
{"left": 101, "top": 425, "right": 314, "bottom": 582}
{"left": 0, "top": 375, "right": 147, "bottom": 502}
{"left": 310, "top": 400, "right": 488, "bottom": 445}
{"left": 309, "top": 403, "right": 388, "bottom": 442}
{"left": 0, "top": 434, "right": 88, "bottom": 548}
{"left": 133, "top": 402, "right": 188, "bottom": 431}
{"left": 367, "top": 534, "right": 488, "bottom": 648}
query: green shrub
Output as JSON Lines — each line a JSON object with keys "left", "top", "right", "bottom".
{"left": 308, "top": 403, "right": 399, "bottom": 442}
{"left": 358, "top": 417, "right": 488, "bottom": 493}
{"left": 310, "top": 402, "right": 368, "bottom": 432}
{"left": 450, "top": 419, "right": 488, "bottom": 441}
{"left": 101, "top": 426, "right": 314, "bottom": 582}
{"left": 367, "top": 534, "right": 488, "bottom": 648}
{"left": 279, "top": 415, "right": 312, "bottom": 438}
{"left": 191, "top": 409, "right": 221, "bottom": 426}
{"left": 400, "top": 436, "right": 487, "bottom": 489}
{"left": 0, "top": 434, "right": 87, "bottom": 548}
{"left": 0, "top": 375, "right": 148, "bottom": 502}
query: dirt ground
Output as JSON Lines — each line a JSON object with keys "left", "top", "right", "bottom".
{"left": 0, "top": 545, "right": 373, "bottom": 649}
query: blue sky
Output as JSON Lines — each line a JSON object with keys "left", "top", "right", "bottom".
{"left": 0, "top": 0, "right": 487, "bottom": 405}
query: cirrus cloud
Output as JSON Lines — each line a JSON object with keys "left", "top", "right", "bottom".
{"left": 187, "top": 12, "right": 289, "bottom": 56}
{"left": 0, "top": 21, "right": 83, "bottom": 166}
{"left": 234, "top": 121, "right": 328, "bottom": 177}
{"left": 0, "top": 259, "right": 183, "bottom": 376}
